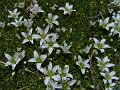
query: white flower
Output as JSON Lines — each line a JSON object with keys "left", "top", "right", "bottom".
{"left": 36, "top": 25, "right": 50, "bottom": 45}
{"left": 112, "top": 13, "right": 120, "bottom": 23}
{"left": 0, "top": 21, "right": 5, "bottom": 28}
{"left": 58, "top": 79, "right": 76, "bottom": 90}
{"left": 59, "top": 3, "right": 76, "bottom": 15}
{"left": 100, "top": 71, "right": 119, "bottom": 83}
{"left": 110, "top": 23, "right": 120, "bottom": 37}
{"left": 98, "top": 17, "right": 112, "bottom": 30}
{"left": 8, "top": 9, "right": 20, "bottom": 19}
{"left": 23, "top": 19, "right": 33, "bottom": 28}
{"left": 39, "top": 62, "right": 60, "bottom": 86}
{"left": 41, "top": 42, "right": 59, "bottom": 54}
{"left": 40, "top": 33, "right": 59, "bottom": 54}
{"left": 93, "top": 38, "right": 110, "bottom": 53}
{"left": 21, "top": 28, "right": 40, "bottom": 44}
{"left": 18, "top": 2, "right": 25, "bottom": 8}
{"left": 60, "top": 41, "right": 72, "bottom": 54}
{"left": 10, "top": 16, "right": 23, "bottom": 27}
{"left": 80, "top": 44, "right": 92, "bottom": 54}
{"left": 58, "top": 65, "right": 73, "bottom": 81}
{"left": 28, "top": 50, "right": 47, "bottom": 70}
{"left": 5, "top": 50, "right": 25, "bottom": 70}
{"left": 50, "top": 4, "right": 58, "bottom": 10}
{"left": 104, "top": 79, "right": 117, "bottom": 90}
{"left": 45, "top": 33, "right": 59, "bottom": 43}
{"left": 112, "top": 0, "right": 120, "bottom": 6}
{"left": 76, "top": 55, "right": 90, "bottom": 74}
{"left": 30, "top": 3, "right": 44, "bottom": 15}
{"left": 46, "top": 79, "right": 60, "bottom": 90}
{"left": 61, "top": 27, "right": 67, "bottom": 32}
{"left": 45, "top": 13, "right": 59, "bottom": 28}
{"left": 96, "top": 56, "right": 115, "bottom": 72}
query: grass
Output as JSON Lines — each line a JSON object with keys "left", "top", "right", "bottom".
{"left": 0, "top": 0, "right": 119, "bottom": 90}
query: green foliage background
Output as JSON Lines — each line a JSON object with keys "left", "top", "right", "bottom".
{"left": 0, "top": 0, "right": 119, "bottom": 90}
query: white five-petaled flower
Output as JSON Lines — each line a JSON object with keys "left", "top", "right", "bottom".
{"left": 10, "top": 16, "right": 23, "bottom": 27}
{"left": 28, "top": 50, "right": 47, "bottom": 70}
{"left": 36, "top": 25, "right": 50, "bottom": 45}
{"left": 93, "top": 38, "right": 110, "bottom": 53}
{"left": 21, "top": 28, "right": 40, "bottom": 44}
{"left": 22, "top": 19, "right": 33, "bottom": 28}
{"left": 39, "top": 62, "right": 60, "bottom": 86}
{"left": 58, "top": 65, "right": 73, "bottom": 81}
{"left": 45, "top": 13, "right": 59, "bottom": 28}
{"left": 46, "top": 79, "right": 60, "bottom": 90}
{"left": 57, "top": 79, "right": 76, "bottom": 90}
{"left": 59, "top": 2, "right": 76, "bottom": 15}
{"left": 98, "top": 17, "right": 115, "bottom": 31}
{"left": 76, "top": 55, "right": 90, "bottom": 74}
{"left": 30, "top": 3, "right": 44, "bottom": 15}
{"left": 40, "top": 33, "right": 59, "bottom": 54}
{"left": 8, "top": 9, "right": 20, "bottom": 19}
{"left": 100, "top": 71, "right": 119, "bottom": 83}
{"left": 112, "top": 12, "right": 120, "bottom": 23}
{"left": 108, "top": 13, "right": 120, "bottom": 37}
{"left": 96, "top": 56, "right": 115, "bottom": 72}
{"left": 80, "top": 44, "right": 92, "bottom": 54}
{"left": 103, "top": 79, "right": 117, "bottom": 90}
{"left": 60, "top": 41, "right": 72, "bottom": 54}
{"left": 5, "top": 50, "right": 25, "bottom": 70}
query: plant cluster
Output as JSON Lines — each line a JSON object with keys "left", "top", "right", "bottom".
{"left": 0, "top": 0, "right": 119, "bottom": 90}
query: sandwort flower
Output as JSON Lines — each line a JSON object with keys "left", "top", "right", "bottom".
{"left": 28, "top": 50, "right": 47, "bottom": 70}
{"left": 59, "top": 3, "right": 76, "bottom": 15}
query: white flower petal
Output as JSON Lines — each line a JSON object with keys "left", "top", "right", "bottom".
{"left": 106, "top": 63, "right": 115, "bottom": 67}
{"left": 21, "top": 32, "right": 27, "bottom": 38}
{"left": 40, "top": 55, "right": 47, "bottom": 61}
{"left": 5, "top": 61, "right": 11, "bottom": 66}
{"left": 12, "top": 64, "right": 16, "bottom": 70}
{"left": 100, "top": 72, "right": 105, "bottom": 77}
{"left": 39, "top": 67, "right": 48, "bottom": 75}
{"left": 53, "top": 21, "right": 59, "bottom": 25}
{"left": 52, "top": 74, "right": 61, "bottom": 81}
{"left": 36, "top": 63, "right": 42, "bottom": 70}
{"left": 66, "top": 73, "right": 73, "bottom": 79}
{"left": 48, "top": 47, "right": 53, "bottom": 54}
{"left": 68, "top": 80, "right": 76, "bottom": 86}
{"left": 32, "top": 34, "right": 40, "bottom": 39}
{"left": 30, "top": 39, "right": 34, "bottom": 44}
{"left": 103, "top": 45, "right": 110, "bottom": 48}
{"left": 64, "top": 65, "right": 69, "bottom": 73}
{"left": 28, "top": 58, "right": 36, "bottom": 62}
{"left": 59, "top": 7, "right": 65, "bottom": 10}
{"left": 104, "top": 17, "right": 109, "bottom": 24}
{"left": 53, "top": 43, "right": 59, "bottom": 48}
{"left": 33, "top": 50, "right": 39, "bottom": 58}
{"left": 53, "top": 15, "right": 59, "bottom": 20}
{"left": 110, "top": 71, "right": 116, "bottom": 76}
{"left": 53, "top": 65, "right": 59, "bottom": 73}
{"left": 100, "top": 39, "right": 106, "bottom": 44}
{"left": 81, "top": 69, "right": 85, "bottom": 74}
{"left": 22, "top": 39, "right": 29, "bottom": 44}
{"left": 28, "top": 28, "right": 33, "bottom": 35}
{"left": 44, "top": 77, "right": 50, "bottom": 86}
{"left": 93, "top": 38, "right": 99, "bottom": 44}
{"left": 48, "top": 62, "right": 52, "bottom": 71}
{"left": 5, "top": 53, "right": 12, "bottom": 61}
{"left": 100, "top": 49, "right": 105, "bottom": 53}
{"left": 44, "top": 25, "right": 50, "bottom": 34}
